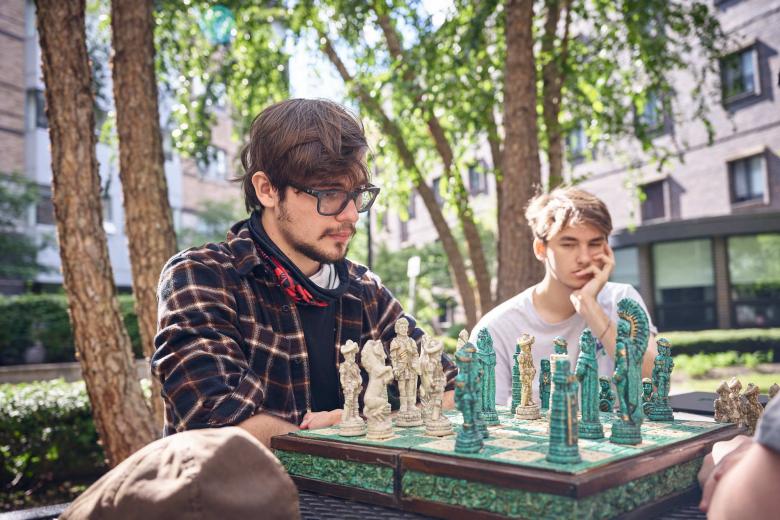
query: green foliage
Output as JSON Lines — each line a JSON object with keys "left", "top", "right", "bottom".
{"left": 662, "top": 328, "right": 780, "bottom": 357}
{"left": 177, "top": 199, "right": 246, "bottom": 249}
{"left": 0, "top": 173, "right": 45, "bottom": 280}
{"left": 674, "top": 351, "right": 772, "bottom": 378}
{"left": 0, "top": 294, "right": 143, "bottom": 366}
{"left": 0, "top": 379, "right": 106, "bottom": 489}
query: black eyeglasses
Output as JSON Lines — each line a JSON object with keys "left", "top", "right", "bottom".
{"left": 288, "top": 182, "right": 380, "bottom": 216}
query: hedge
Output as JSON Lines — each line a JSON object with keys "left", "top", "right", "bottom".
{"left": 0, "top": 379, "right": 106, "bottom": 489}
{"left": 0, "top": 294, "right": 142, "bottom": 365}
{"left": 662, "top": 328, "right": 780, "bottom": 359}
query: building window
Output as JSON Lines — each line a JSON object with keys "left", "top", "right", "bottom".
{"left": 198, "top": 146, "right": 228, "bottom": 180}
{"left": 26, "top": 89, "right": 48, "bottom": 129}
{"left": 432, "top": 177, "right": 444, "bottom": 206}
{"left": 637, "top": 90, "right": 666, "bottom": 134}
{"left": 611, "top": 247, "right": 641, "bottom": 292}
{"left": 729, "top": 154, "right": 766, "bottom": 204}
{"left": 566, "top": 123, "right": 587, "bottom": 162}
{"left": 36, "top": 185, "right": 55, "bottom": 225}
{"left": 640, "top": 180, "right": 666, "bottom": 222}
{"left": 653, "top": 239, "right": 716, "bottom": 330}
{"left": 399, "top": 217, "right": 408, "bottom": 243}
{"left": 468, "top": 163, "right": 488, "bottom": 195}
{"left": 728, "top": 234, "right": 780, "bottom": 328}
{"left": 720, "top": 47, "right": 759, "bottom": 103}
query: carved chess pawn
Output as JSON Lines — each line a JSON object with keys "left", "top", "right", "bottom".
{"left": 515, "top": 334, "right": 541, "bottom": 421}
{"left": 727, "top": 377, "right": 743, "bottom": 424}
{"left": 338, "top": 340, "right": 366, "bottom": 437}
{"left": 419, "top": 337, "right": 453, "bottom": 437}
{"left": 713, "top": 380, "right": 733, "bottom": 423}
{"left": 740, "top": 383, "right": 763, "bottom": 435}
{"left": 769, "top": 383, "right": 779, "bottom": 401}
{"left": 390, "top": 318, "right": 423, "bottom": 427}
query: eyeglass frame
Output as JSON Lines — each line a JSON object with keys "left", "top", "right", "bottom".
{"left": 287, "top": 181, "right": 381, "bottom": 216}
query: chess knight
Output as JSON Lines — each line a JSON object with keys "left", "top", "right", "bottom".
{"left": 361, "top": 339, "right": 394, "bottom": 440}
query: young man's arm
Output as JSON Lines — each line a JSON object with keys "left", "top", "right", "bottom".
{"left": 238, "top": 413, "right": 299, "bottom": 447}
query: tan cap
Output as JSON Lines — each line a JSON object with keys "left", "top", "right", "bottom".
{"left": 60, "top": 427, "right": 299, "bottom": 520}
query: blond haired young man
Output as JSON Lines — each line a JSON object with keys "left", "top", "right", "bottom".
{"left": 470, "top": 187, "right": 657, "bottom": 406}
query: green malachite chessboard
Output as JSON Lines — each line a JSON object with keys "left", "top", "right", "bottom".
{"left": 272, "top": 407, "right": 740, "bottom": 520}
{"left": 291, "top": 408, "right": 729, "bottom": 474}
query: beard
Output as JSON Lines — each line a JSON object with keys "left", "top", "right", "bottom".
{"left": 277, "top": 203, "right": 355, "bottom": 264}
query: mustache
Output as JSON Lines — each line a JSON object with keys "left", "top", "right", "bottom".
{"left": 319, "top": 224, "right": 356, "bottom": 239}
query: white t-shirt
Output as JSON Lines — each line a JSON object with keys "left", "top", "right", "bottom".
{"left": 468, "top": 282, "right": 657, "bottom": 406}
{"left": 309, "top": 263, "right": 340, "bottom": 289}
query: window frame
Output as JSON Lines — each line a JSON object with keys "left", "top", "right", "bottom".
{"left": 639, "top": 178, "right": 668, "bottom": 223}
{"left": 728, "top": 151, "right": 769, "bottom": 206}
{"left": 720, "top": 45, "right": 760, "bottom": 105}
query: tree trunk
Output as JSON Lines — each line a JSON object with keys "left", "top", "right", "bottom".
{"left": 541, "top": 0, "right": 571, "bottom": 190}
{"left": 320, "top": 35, "right": 479, "bottom": 329}
{"left": 35, "top": 0, "right": 156, "bottom": 466}
{"left": 498, "top": 0, "right": 545, "bottom": 303}
{"left": 110, "top": 0, "right": 177, "bottom": 432}
{"left": 374, "top": 11, "right": 493, "bottom": 316}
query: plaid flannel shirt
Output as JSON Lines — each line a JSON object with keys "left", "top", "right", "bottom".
{"left": 152, "top": 220, "right": 457, "bottom": 435}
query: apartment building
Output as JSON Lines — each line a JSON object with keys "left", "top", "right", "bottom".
{"left": 383, "top": 0, "right": 780, "bottom": 332}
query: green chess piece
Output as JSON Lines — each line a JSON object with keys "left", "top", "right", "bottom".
{"left": 599, "top": 376, "right": 615, "bottom": 412}
{"left": 546, "top": 358, "right": 581, "bottom": 464}
{"left": 466, "top": 342, "right": 489, "bottom": 439}
{"left": 454, "top": 343, "right": 484, "bottom": 453}
{"left": 648, "top": 338, "right": 674, "bottom": 421}
{"left": 553, "top": 336, "right": 568, "bottom": 356}
{"left": 642, "top": 377, "right": 654, "bottom": 416}
{"left": 539, "top": 359, "right": 551, "bottom": 411}
{"left": 510, "top": 341, "right": 522, "bottom": 412}
{"left": 575, "top": 329, "right": 604, "bottom": 439}
{"left": 476, "top": 328, "right": 500, "bottom": 425}
{"left": 610, "top": 298, "right": 650, "bottom": 445}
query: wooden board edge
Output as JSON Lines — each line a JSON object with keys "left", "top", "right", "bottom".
{"left": 614, "top": 485, "right": 700, "bottom": 520}
{"left": 291, "top": 475, "right": 400, "bottom": 509}
{"left": 400, "top": 497, "right": 516, "bottom": 520}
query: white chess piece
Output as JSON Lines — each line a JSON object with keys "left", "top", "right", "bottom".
{"left": 338, "top": 340, "right": 366, "bottom": 436}
{"left": 361, "top": 339, "right": 394, "bottom": 440}
{"left": 419, "top": 337, "right": 453, "bottom": 437}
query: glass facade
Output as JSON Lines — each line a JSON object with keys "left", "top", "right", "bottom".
{"left": 728, "top": 234, "right": 780, "bottom": 327}
{"left": 653, "top": 239, "right": 716, "bottom": 330}
{"left": 611, "top": 247, "right": 641, "bottom": 292}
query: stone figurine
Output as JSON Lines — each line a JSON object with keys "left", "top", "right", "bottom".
{"left": 418, "top": 336, "right": 453, "bottom": 437}
{"left": 390, "top": 318, "right": 423, "bottom": 427}
{"left": 454, "top": 342, "right": 483, "bottom": 453}
{"left": 361, "top": 339, "right": 394, "bottom": 440}
{"left": 539, "top": 359, "right": 552, "bottom": 411}
{"left": 575, "top": 329, "right": 604, "bottom": 439}
{"left": 647, "top": 337, "right": 674, "bottom": 421}
{"left": 714, "top": 380, "right": 733, "bottom": 423}
{"left": 727, "top": 377, "right": 743, "bottom": 424}
{"left": 546, "top": 358, "right": 581, "bottom": 464}
{"left": 641, "top": 378, "right": 654, "bottom": 416}
{"left": 610, "top": 298, "right": 650, "bottom": 445}
{"left": 769, "top": 383, "right": 779, "bottom": 401}
{"left": 515, "top": 334, "right": 541, "bottom": 420}
{"left": 338, "top": 340, "right": 366, "bottom": 436}
{"left": 510, "top": 341, "right": 522, "bottom": 412}
{"left": 740, "top": 383, "right": 763, "bottom": 435}
{"left": 476, "top": 328, "right": 500, "bottom": 425}
{"left": 599, "top": 376, "right": 615, "bottom": 413}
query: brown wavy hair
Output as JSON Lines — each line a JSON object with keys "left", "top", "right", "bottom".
{"left": 525, "top": 187, "right": 612, "bottom": 242}
{"left": 240, "top": 99, "right": 370, "bottom": 212}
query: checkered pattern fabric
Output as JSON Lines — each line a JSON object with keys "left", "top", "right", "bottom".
{"left": 152, "top": 220, "right": 457, "bottom": 436}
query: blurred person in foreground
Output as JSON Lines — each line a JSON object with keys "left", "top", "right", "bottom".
{"left": 698, "top": 395, "right": 780, "bottom": 519}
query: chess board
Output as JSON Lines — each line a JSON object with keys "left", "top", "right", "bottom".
{"left": 271, "top": 408, "right": 739, "bottom": 519}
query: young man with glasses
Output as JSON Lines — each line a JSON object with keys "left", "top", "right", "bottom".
{"left": 152, "top": 99, "right": 457, "bottom": 446}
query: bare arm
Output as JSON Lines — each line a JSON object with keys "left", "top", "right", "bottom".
{"left": 641, "top": 334, "right": 658, "bottom": 379}
{"left": 238, "top": 413, "right": 299, "bottom": 448}
{"left": 704, "top": 441, "right": 780, "bottom": 518}
{"left": 442, "top": 390, "right": 455, "bottom": 410}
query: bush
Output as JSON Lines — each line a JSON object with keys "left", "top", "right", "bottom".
{"left": 0, "top": 294, "right": 143, "bottom": 365}
{"left": 0, "top": 379, "right": 106, "bottom": 489}
{"left": 674, "top": 350, "right": 773, "bottom": 378}
{"left": 662, "top": 328, "right": 780, "bottom": 360}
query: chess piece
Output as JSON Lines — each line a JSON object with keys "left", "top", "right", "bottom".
{"left": 457, "top": 328, "right": 469, "bottom": 349}
{"left": 390, "top": 318, "right": 423, "bottom": 427}
{"left": 546, "top": 358, "right": 581, "bottom": 464}
{"left": 467, "top": 340, "right": 489, "bottom": 439}
{"left": 599, "top": 376, "right": 615, "bottom": 413}
{"left": 514, "top": 334, "right": 541, "bottom": 420}
{"left": 769, "top": 383, "right": 779, "bottom": 401}
{"left": 476, "top": 328, "right": 500, "bottom": 425}
{"left": 539, "top": 359, "right": 552, "bottom": 411}
{"left": 575, "top": 329, "right": 604, "bottom": 439}
{"left": 418, "top": 336, "right": 453, "bottom": 437}
{"left": 610, "top": 298, "right": 650, "bottom": 445}
{"left": 713, "top": 380, "right": 733, "bottom": 423}
{"left": 549, "top": 337, "right": 569, "bottom": 397}
{"left": 510, "top": 341, "right": 522, "bottom": 412}
{"left": 647, "top": 337, "right": 674, "bottom": 421}
{"left": 454, "top": 342, "right": 483, "bottom": 453}
{"left": 338, "top": 340, "right": 366, "bottom": 437}
{"left": 727, "top": 377, "right": 743, "bottom": 424}
{"left": 641, "top": 377, "right": 654, "bottom": 416}
{"left": 740, "top": 383, "right": 763, "bottom": 435}
{"left": 361, "top": 339, "right": 394, "bottom": 440}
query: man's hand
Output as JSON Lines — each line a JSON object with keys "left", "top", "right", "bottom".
{"left": 299, "top": 409, "right": 342, "bottom": 430}
{"left": 570, "top": 243, "right": 615, "bottom": 312}
{"left": 698, "top": 435, "right": 753, "bottom": 512}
